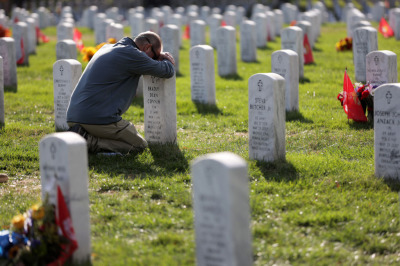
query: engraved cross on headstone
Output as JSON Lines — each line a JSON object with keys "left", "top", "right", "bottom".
{"left": 258, "top": 80, "right": 263, "bottom": 91}
{"left": 59, "top": 65, "right": 64, "bottom": 76}
{"left": 386, "top": 91, "right": 392, "bottom": 104}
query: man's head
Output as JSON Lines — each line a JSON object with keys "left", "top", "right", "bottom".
{"left": 134, "top": 31, "right": 162, "bottom": 60}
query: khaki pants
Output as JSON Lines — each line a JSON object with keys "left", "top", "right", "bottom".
{"left": 68, "top": 119, "right": 148, "bottom": 154}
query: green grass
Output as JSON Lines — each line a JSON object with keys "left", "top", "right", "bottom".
{"left": 1, "top": 21, "right": 400, "bottom": 265}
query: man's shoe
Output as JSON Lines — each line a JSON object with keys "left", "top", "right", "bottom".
{"left": 68, "top": 124, "right": 89, "bottom": 140}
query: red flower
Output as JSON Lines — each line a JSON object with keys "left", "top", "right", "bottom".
{"left": 357, "top": 85, "right": 365, "bottom": 93}
{"left": 361, "top": 90, "right": 370, "bottom": 99}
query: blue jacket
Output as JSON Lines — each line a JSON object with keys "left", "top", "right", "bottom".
{"left": 67, "top": 37, "right": 175, "bottom": 125}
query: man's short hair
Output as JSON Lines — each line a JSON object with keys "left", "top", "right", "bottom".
{"left": 134, "top": 31, "right": 162, "bottom": 52}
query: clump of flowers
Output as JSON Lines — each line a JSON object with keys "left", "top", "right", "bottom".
{"left": 81, "top": 38, "right": 118, "bottom": 62}
{"left": 0, "top": 25, "right": 11, "bottom": 38}
{"left": 337, "top": 81, "right": 376, "bottom": 122}
{"left": 0, "top": 195, "right": 74, "bottom": 265}
{"left": 336, "top": 37, "right": 352, "bottom": 51}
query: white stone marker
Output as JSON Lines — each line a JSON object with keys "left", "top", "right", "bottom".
{"left": 394, "top": 10, "right": 400, "bottom": 41}
{"left": 39, "top": 132, "right": 91, "bottom": 263}
{"left": 94, "top": 13, "right": 107, "bottom": 44}
{"left": 253, "top": 13, "right": 268, "bottom": 48}
{"left": 217, "top": 26, "right": 237, "bottom": 77}
{"left": 56, "top": 40, "right": 77, "bottom": 60}
{"left": 0, "top": 38, "right": 17, "bottom": 91}
{"left": 168, "top": 13, "right": 183, "bottom": 47}
{"left": 129, "top": 13, "right": 144, "bottom": 38}
{"left": 0, "top": 56, "right": 3, "bottom": 127}
{"left": 13, "top": 21, "right": 29, "bottom": 66}
{"left": 144, "top": 18, "right": 159, "bottom": 34}
{"left": 191, "top": 152, "right": 252, "bottom": 266}
{"left": 266, "top": 11, "right": 276, "bottom": 41}
{"left": 53, "top": 59, "right": 82, "bottom": 132}
{"left": 106, "top": 22, "right": 124, "bottom": 42}
{"left": 57, "top": 22, "right": 74, "bottom": 41}
{"left": 143, "top": 75, "right": 177, "bottom": 144}
{"left": 271, "top": 50, "right": 299, "bottom": 111}
{"left": 190, "top": 19, "right": 206, "bottom": 47}
{"left": 240, "top": 20, "right": 257, "bottom": 62}
{"left": 296, "top": 20, "right": 313, "bottom": 48}
{"left": 208, "top": 14, "right": 223, "bottom": 49}
{"left": 274, "top": 9, "right": 284, "bottom": 36}
{"left": 249, "top": 73, "right": 286, "bottom": 161}
{"left": 160, "top": 24, "right": 180, "bottom": 74}
{"left": 223, "top": 10, "right": 236, "bottom": 26}
{"left": 26, "top": 17, "right": 37, "bottom": 55}
{"left": 353, "top": 26, "right": 378, "bottom": 83}
{"left": 366, "top": 50, "right": 397, "bottom": 87}
{"left": 281, "top": 26, "right": 304, "bottom": 79}
{"left": 190, "top": 45, "right": 216, "bottom": 104}
{"left": 374, "top": 83, "right": 400, "bottom": 180}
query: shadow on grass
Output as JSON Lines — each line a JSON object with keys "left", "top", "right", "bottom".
{"left": 148, "top": 143, "right": 189, "bottom": 173}
{"left": 4, "top": 86, "right": 17, "bottom": 93}
{"left": 194, "top": 102, "right": 223, "bottom": 115}
{"left": 384, "top": 179, "right": 400, "bottom": 192}
{"left": 88, "top": 143, "right": 189, "bottom": 177}
{"left": 256, "top": 159, "right": 299, "bottom": 182}
{"left": 348, "top": 120, "right": 373, "bottom": 130}
{"left": 305, "top": 62, "right": 317, "bottom": 66}
{"left": 220, "top": 73, "right": 243, "bottom": 80}
{"left": 131, "top": 96, "right": 144, "bottom": 107}
{"left": 176, "top": 72, "right": 184, "bottom": 77}
{"left": 286, "top": 110, "right": 313, "bottom": 123}
{"left": 257, "top": 46, "right": 273, "bottom": 51}
{"left": 313, "top": 46, "right": 323, "bottom": 52}
{"left": 300, "top": 77, "right": 311, "bottom": 83}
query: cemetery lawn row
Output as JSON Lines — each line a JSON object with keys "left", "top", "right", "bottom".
{"left": 1, "top": 22, "right": 400, "bottom": 265}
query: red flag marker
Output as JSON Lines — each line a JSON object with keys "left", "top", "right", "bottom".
{"left": 73, "top": 28, "right": 84, "bottom": 51}
{"left": 378, "top": 17, "right": 394, "bottom": 38}
{"left": 303, "top": 34, "right": 314, "bottom": 64}
{"left": 342, "top": 69, "right": 367, "bottom": 122}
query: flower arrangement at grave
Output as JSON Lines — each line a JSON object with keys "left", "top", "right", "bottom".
{"left": 0, "top": 24, "right": 11, "bottom": 38}
{"left": 337, "top": 71, "right": 376, "bottom": 123}
{"left": 81, "top": 37, "right": 117, "bottom": 62}
{"left": 0, "top": 189, "right": 77, "bottom": 265}
{"left": 335, "top": 37, "right": 352, "bottom": 51}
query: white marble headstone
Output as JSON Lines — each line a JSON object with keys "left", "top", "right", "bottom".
{"left": 253, "top": 13, "right": 267, "bottom": 48}
{"left": 272, "top": 50, "right": 299, "bottom": 111}
{"left": 281, "top": 26, "right": 304, "bottom": 78}
{"left": 168, "top": 14, "right": 183, "bottom": 47}
{"left": 53, "top": 59, "right": 82, "bottom": 132}
{"left": 190, "top": 19, "right": 206, "bottom": 47}
{"left": 13, "top": 21, "right": 29, "bottom": 66}
{"left": 208, "top": 14, "right": 222, "bottom": 49}
{"left": 57, "top": 22, "right": 74, "bottom": 41}
{"left": 39, "top": 132, "right": 91, "bottom": 263}
{"left": 394, "top": 10, "right": 400, "bottom": 41}
{"left": 144, "top": 18, "right": 159, "bottom": 34}
{"left": 0, "top": 38, "right": 17, "bottom": 91}
{"left": 266, "top": 11, "right": 276, "bottom": 41}
{"left": 56, "top": 39, "right": 77, "bottom": 60}
{"left": 160, "top": 24, "right": 180, "bottom": 74}
{"left": 94, "top": 13, "right": 107, "bottom": 44}
{"left": 191, "top": 152, "right": 252, "bottom": 266}
{"left": 223, "top": 10, "right": 236, "bottom": 27}
{"left": 374, "top": 83, "right": 400, "bottom": 180}
{"left": 216, "top": 26, "right": 237, "bottom": 77}
{"left": 248, "top": 73, "right": 286, "bottom": 162}
{"left": 240, "top": 20, "right": 257, "bottom": 62}
{"left": 366, "top": 50, "right": 397, "bottom": 87}
{"left": 106, "top": 23, "right": 124, "bottom": 42}
{"left": 26, "top": 17, "right": 37, "bottom": 55}
{"left": 143, "top": 75, "right": 177, "bottom": 144}
{"left": 190, "top": 45, "right": 216, "bottom": 104}
{"left": 129, "top": 13, "right": 144, "bottom": 38}
{"left": 353, "top": 26, "right": 378, "bottom": 83}
{"left": 274, "top": 9, "right": 284, "bottom": 37}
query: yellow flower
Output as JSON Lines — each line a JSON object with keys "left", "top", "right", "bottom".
{"left": 108, "top": 38, "right": 117, "bottom": 44}
{"left": 82, "top": 47, "right": 98, "bottom": 62}
{"left": 31, "top": 204, "right": 45, "bottom": 220}
{"left": 11, "top": 214, "right": 25, "bottom": 230}
{"left": 96, "top": 42, "right": 106, "bottom": 50}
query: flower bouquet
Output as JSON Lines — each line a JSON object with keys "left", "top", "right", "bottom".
{"left": 0, "top": 188, "right": 77, "bottom": 265}
{"left": 335, "top": 37, "right": 352, "bottom": 51}
{"left": 338, "top": 81, "right": 376, "bottom": 122}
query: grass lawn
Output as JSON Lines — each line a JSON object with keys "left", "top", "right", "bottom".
{"left": 1, "top": 21, "right": 400, "bottom": 265}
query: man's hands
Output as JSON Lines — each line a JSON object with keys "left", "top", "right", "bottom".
{"left": 158, "top": 52, "right": 175, "bottom": 65}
